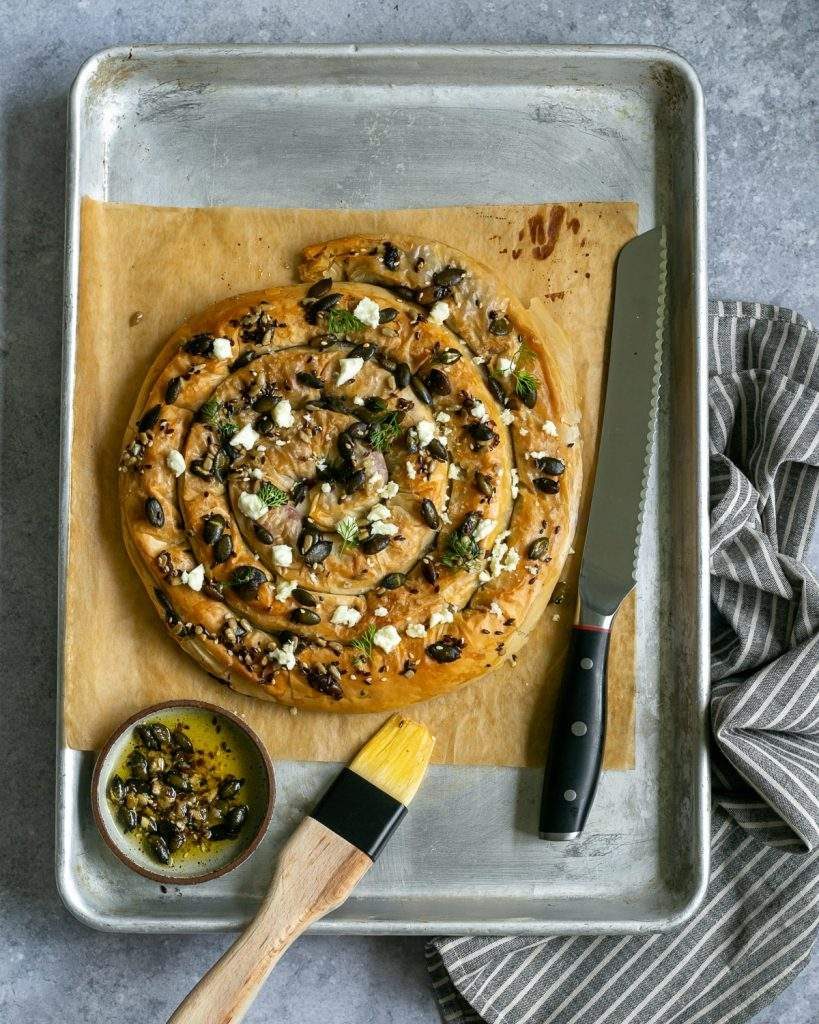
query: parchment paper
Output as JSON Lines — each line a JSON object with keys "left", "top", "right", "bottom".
{"left": 65, "top": 198, "right": 637, "bottom": 768}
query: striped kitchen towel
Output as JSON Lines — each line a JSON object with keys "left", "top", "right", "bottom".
{"left": 427, "top": 301, "right": 819, "bottom": 1024}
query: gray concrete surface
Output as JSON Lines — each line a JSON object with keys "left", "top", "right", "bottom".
{"left": 0, "top": 1, "right": 816, "bottom": 1021}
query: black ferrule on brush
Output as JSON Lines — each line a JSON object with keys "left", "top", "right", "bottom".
{"left": 310, "top": 768, "right": 407, "bottom": 860}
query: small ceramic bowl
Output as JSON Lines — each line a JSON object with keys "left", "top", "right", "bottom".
{"left": 91, "top": 700, "right": 275, "bottom": 884}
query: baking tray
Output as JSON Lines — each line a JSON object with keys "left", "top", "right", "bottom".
{"left": 57, "top": 44, "right": 709, "bottom": 934}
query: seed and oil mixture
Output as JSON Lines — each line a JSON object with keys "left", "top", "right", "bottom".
{"left": 107, "top": 715, "right": 254, "bottom": 866}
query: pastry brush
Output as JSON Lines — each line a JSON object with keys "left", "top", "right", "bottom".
{"left": 168, "top": 713, "right": 434, "bottom": 1024}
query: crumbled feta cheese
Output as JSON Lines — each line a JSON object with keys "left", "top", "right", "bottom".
{"left": 417, "top": 420, "right": 435, "bottom": 447}
{"left": 373, "top": 625, "right": 401, "bottom": 653}
{"left": 479, "top": 570, "right": 491, "bottom": 583}
{"left": 519, "top": 428, "right": 528, "bottom": 437}
{"left": 474, "top": 355, "right": 487, "bottom": 364}
{"left": 320, "top": 482, "right": 332, "bottom": 494}
{"left": 405, "top": 460, "right": 417, "bottom": 480}
{"left": 470, "top": 401, "right": 489, "bottom": 423}
{"left": 564, "top": 424, "right": 581, "bottom": 444}
{"left": 251, "top": 467, "right": 263, "bottom": 479}
{"left": 496, "top": 357, "right": 513, "bottom": 375}
{"left": 231, "top": 423, "right": 259, "bottom": 450}
{"left": 501, "top": 409, "right": 515, "bottom": 426}
{"left": 428, "top": 301, "right": 450, "bottom": 325}
{"left": 273, "top": 399, "right": 294, "bottom": 429}
{"left": 165, "top": 449, "right": 186, "bottom": 477}
{"left": 353, "top": 297, "right": 381, "bottom": 328}
{"left": 271, "top": 638, "right": 297, "bottom": 670}
{"left": 316, "top": 458, "right": 327, "bottom": 471}
{"left": 353, "top": 396, "right": 365, "bottom": 406}
{"left": 406, "top": 623, "right": 427, "bottom": 638}
{"left": 429, "top": 607, "right": 454, "bottom": 629}
{"left": 543, "top": 420, "right": 559, "bottom": 437}
{"left": 274, "top": 438, "right": 286, "bottom": 447}
{"left": 489, "top": 602, "right": 503, "bottom": 617}
{"left": 474, "top": 518, "right": 496, "bottom": 543}
{"left": 528, "top": 450, "right": 547, "bottom": 461}
{"left": 369, "top": 520, "right": 399, "bottom": 537}
{"left": 527, "top": 564, "right": 539, "bottom": 575}
{"left": 271, "top": 544, "right": 293, "bottom": 568}
{"left": 448, "top": 463, "right": 461, "bottom": 480}
{"left": 181, "top": 564, "right": 205, "bottom": 592}
{"left": 336, "top": 357, "right": 364, "bottom": 387}
{"left": 275, "top": 579, "right": 296, "bottom": 601}
{"left": 367, "top": 503, "right": 392, "bottom": 522}
{"left": 212, "top": 336, "right": 232, "bottom": 359}
{"left": 331, "top": 605, "right": 362, "bottom": 628}
{"left": 378, "top": 481, "right": 399, "bottom": 501}
{"left": 503, "top": 548, "right": 520, "bottom": 572}
{"left": 435, "top": 411, "right": 451, "bottom": 423}
{"left": 511, "top": 468, "right": 519, "bottom": 499}
{"left": 553, "top": 613, "right": 561, "bottom": 622}
{"left": 374, "top": 606, "right": 388, "bottom": 618}
{"left": 238, "top": 491, "right": 268, "bottom": 521}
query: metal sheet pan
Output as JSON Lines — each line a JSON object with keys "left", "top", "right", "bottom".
{"left": 57, "top": 44, "right": 710, "bottom": 934}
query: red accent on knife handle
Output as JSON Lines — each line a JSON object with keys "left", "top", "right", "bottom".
{"left": 539, "top": 625, "right": 610, "bottom": 839}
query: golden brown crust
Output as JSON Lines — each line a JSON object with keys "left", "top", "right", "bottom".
{"left": 119, "top": 235, "right": 581, "bottom": 712}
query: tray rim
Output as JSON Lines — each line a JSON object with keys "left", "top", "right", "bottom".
{"left": 56, "top": 42, "right": 710, "bottom": 935}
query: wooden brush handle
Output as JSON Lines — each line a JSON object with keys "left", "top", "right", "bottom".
{"left": 168, "top": 817, "right": 372, "bottom": 1024}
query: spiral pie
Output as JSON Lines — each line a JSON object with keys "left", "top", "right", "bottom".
{"left": 119, "top": 234, "right": 581, "bottom": 712}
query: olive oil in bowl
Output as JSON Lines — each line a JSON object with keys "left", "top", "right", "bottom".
{"left": 93, "top": 702, "right": 274, "bottom": 884}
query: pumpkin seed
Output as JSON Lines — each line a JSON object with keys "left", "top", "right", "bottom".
{"left": 469, "top": 422, "right": 496, "bottom": 443}
{"left": 291, "top": 607, "right": 321, "bottom": 625}
{"left": 148, "top": 835, "right": 171, "bottom": 864}
{"left": 528, "top": 537, "right": 550, "bottom": 561}
{"left": 382, "top": 242, "right": 401, "bottom": 270}
{"left": 296, "top": 370, "right": 324, "bottom": 389}
{"left": 426, "top": 637, "right": 464, "bottom": 663}
{"left": 108, "top": 775, "right": 126, "bottom": 803}
{"left": 203, "top": 514, "right": 225, "bottom": 545}
{"left": 488, "top": 315, "right": 511, "bottom": 336}
{"left": 224, "top": 804, "right": 249, "bottom": 835}
{"left": 254, "top": 523, "right": 274, "bottom": 545}
{"left": 551, "top": 581, "right": 568, "bottom": 605}
{"left": 304, "top": 539, "right": 332, "bottom": 565}
{"left": 219, "top": 777, "right": 243, "bottom": 800}
{"left": 426, "top": 438, "right": 448, "bottom": 462}
{"left": 306, "top": 278, "right": 333, "bottom": 299}
{"left": 536, "top": 456, "right": 565, "bottom": 476}
{"left": 475, "top": 471, "right": 495, "bottom": 498}
{"left": 433, "top": 266, "right": 466, "bottom": 287}
{"left": 292, "top": 587, "right": 318, "bottom": 607}
{"left": 434, "top": 348, "right": 462, "bottom": 365}
{"left": 421, "top": 558, "right": 439, "bottom": 585}
{"left": 290, "top": 480, "right": 308, "bottom": 504}
{"left": 380, "top": 572, "right": 407, "bottom": 590}
{"left": 420, "top": 499, "right": 440, "bottom": 529}
{"left": 345, "top": 469, "right": 366, "bottom": 494}
{"left": 411, "top": 375, "right": 432, "bottom": 405}
{"left": 230, "top": 350, "right": 258, "bottom": 372}
{"left": 118, "top": 806, "right": 138, "bottom": 832}
{"left": 425, "top": 368, "right": 452, "bottom": 396}
{"left": 379, "top": 307, "right": 398, "bottom": 324}
{"left": 392, "top": 362, "right": 411, "bottom": 388}
{"left": 165, "top": 376, "right": 182, "bottom": 404}
{"left": 361, "top": 534, "right": 391, "bottom": 555}
{"left": 137, "top": 404, "right": 161, "bottom": 433}
{"left": 213, "top": 534, "right": 234, "bottom": 563}
{"left": 183, "top": 333, "right": 214, "bottom": 356}
{"left": 145, "top": 497, "right": 164, "bottom": 528}
{"left": 533, "top": 476, "right": 560, "bottom": 494}
{"left": 348, "top": 342, "right": 378, "bottom": 361}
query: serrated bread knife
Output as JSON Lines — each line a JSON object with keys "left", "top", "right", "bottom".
{"left": 539, "top": 226, "right": 667, "bottom": 841}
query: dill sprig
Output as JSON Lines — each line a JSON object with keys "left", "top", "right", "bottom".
{"left": 511, "top": 344, "right": 538, "bottom": 404}
{"left": 335, "top": 515, "right": 360, "bottom": 553}
{"left": 198, "top": 398, "right": 237, "bottom": 438}
{"left": 257, "top": 481, "right": 289, "bottom": 509}
{"left": 369, "top": 411, "right": 402, "bottom": 451}
{"left": 350, "top": 623, "right": 378, "bottom": 658}
{"left": 326, "top": 308, "right": 366, "bottom": 335}
{"left": 441, "top": 531, "right": 481, "bottom": 571}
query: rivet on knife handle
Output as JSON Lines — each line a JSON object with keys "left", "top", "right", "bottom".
{"left": 539, "top": 618, "right": 610, "bottom": 840}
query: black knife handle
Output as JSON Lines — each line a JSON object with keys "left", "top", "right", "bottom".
{"left": 539, "top": 625, "right": 610, "bottom": 840}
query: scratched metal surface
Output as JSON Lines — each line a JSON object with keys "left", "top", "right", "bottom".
{"left": 57, "top": 45, "right": 710, "bottom": 934}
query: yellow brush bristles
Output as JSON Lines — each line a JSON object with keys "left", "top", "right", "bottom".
{"left": 348, "top": 714, "right": 435, "bottom": 806}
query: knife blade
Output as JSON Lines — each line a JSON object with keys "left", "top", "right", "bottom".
{"left": 539, "top": 226, "right": 667, "bottom": 841}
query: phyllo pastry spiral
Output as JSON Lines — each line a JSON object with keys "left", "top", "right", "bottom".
{"left": 119, "top": 234, "right": 581, "bottom": 712}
